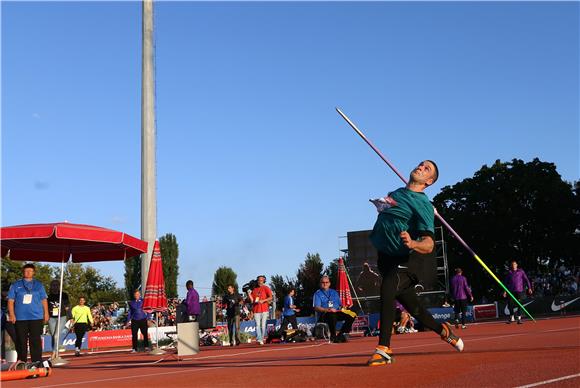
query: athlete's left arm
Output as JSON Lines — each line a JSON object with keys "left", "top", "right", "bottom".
{"left": 400, "top": 232, "right": 434, "bottom": 254}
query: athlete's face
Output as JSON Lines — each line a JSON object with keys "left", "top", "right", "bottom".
{"left": 227, "top": 286, "right": 234, "bottom": 294}
{"left": 410, "top": 161, "right": 437, "bottom": 186}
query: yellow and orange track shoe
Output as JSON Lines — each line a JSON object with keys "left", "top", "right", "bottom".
{"left": 366, "top": 345, "right": 394, "bottom": 366}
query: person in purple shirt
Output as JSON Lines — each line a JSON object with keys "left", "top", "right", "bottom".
{"left": 503, "top": 260, "right": 533, "bottom": 324}
{"left": 183, "top": 280, "right": 200, "bottom": 322}
{"left": 450, "top": 268, "right": 473, "bottom": 329}
{"left": 125, "top": 290, "right": 150, "bottom": 353}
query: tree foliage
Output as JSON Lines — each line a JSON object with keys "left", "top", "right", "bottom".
{"left": 1, "top": 257, "right": 124, "bottom": 304}
{"left": 212, "top": 266, "right": 238, "bottom": 296}
{"left": 326, "top": 258, "right": 339, "bottom": 286}
{"left": 269, "top": 274, "right": 299, "bottom": 310}
{"left": 433, "top": 158, "right": 579, "bottom": 299}
{"left": 159, "top": 233, "right": 179, "bottom": 298}
{"left": 1, "top": 258, "right": 53, "bottom": 291}
{"left": 62, "top": 263, "right": 124, "bottom": 304}
{"left": 124, "top": 256, "right": 141, "bottom": 299}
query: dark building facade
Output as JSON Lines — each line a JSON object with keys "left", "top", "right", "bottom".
{"left": 345, "top": 230, "right": 378, "bottom": 274}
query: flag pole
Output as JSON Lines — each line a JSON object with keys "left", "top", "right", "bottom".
{"left": 335, "top": 107, "right": 535, "bottom": 322}
{"left": 341, "top": 258, "right": 365, "bottom": 315}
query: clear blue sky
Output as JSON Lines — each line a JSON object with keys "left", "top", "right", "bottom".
{"left": 2, "top": 1, "right": 578, "bottom": 298}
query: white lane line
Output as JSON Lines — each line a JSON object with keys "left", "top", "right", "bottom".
{"left": 34, "top": 366, "right": 226, "bottom": 387}
{"left": 35, "top": 326, "right": 580, "bottom": 387}
{"left": 95, "top": 342, "right": 329, "bottom": 367}
{"left": 542, "top": 327, "right": 579, "bottom": 333}
{"left": 514, "top": 373, "right": 580, "bottom": 388}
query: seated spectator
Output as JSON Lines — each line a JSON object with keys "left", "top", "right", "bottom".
{"left": 312, "top": 275, "right": 355, "bottom": 343}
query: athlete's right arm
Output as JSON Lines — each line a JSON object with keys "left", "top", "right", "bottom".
{"left": 400, "top": 232, "right": 434, "bottom": 254}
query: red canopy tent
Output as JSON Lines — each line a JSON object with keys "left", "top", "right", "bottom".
{"left": 1, "top": 222, "right": 147, "bottom": 262}
{"left": 0, "top": 222, "right": 148, "bottom": 364}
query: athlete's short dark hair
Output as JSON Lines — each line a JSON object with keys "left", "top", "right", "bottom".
{"left": 426, "top": 160, "right": 439, "bottom": 184}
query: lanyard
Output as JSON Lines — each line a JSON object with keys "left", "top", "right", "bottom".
{"left": 21, "top": 280, "right": 33, "bottom": 293}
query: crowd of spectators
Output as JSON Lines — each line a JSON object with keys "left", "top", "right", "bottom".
{"left": 529, "top": 261, "right": 579, "bottom": 297}
{"left": 90, "top": 302, "right": 122, "bottom": 331}
{"left": 157, "top": 298, "right": 180, "bottom": 327}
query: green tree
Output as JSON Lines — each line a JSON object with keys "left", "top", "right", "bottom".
{"left": 1, "top": 257, "right": 54, "bottom": 291}
{"left": 62, "top": 263, "right": 125, "bottom": 304}
{"left": 295, "top": 253, "right": 324, "bottom": 316}
{"left": 1, "top": 257, "right": 125, "bottom": 304}
{"left": 433, "top": 158, "right": 579, "bottom": 300}
{"left": 124, "top": 256, "right": 141, "bottom": 299}
{"left": 212, "top": 266, "right": 238, "bottom": 296}
{"left": 269, "top": 274, "right": 297, "bottom": 311}
{"left": 326, "top": 258, "right": 339, "bottom": 286}
{"left": 159, "top": 233, "right": 179, "bottom": 298}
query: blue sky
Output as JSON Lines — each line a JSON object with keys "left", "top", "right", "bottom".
{"left": 2, "top": 1, "right": 578, "bottom": 298}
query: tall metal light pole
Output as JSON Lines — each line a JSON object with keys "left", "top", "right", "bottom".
{"left": 141, "top": 0, "right": 156, "bottom": 290}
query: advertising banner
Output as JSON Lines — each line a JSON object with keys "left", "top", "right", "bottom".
{"left": 42, "top": 332, "right": 87, "bottom": 353}
{"left": 427, "top": 306, "right": 474, "bottom": 323}
{"left": 473, "top": 303, "right": 498, "bottom": 320}
{"left": 499, "top": 295, "right": 580, "bottom": 317}
{"left": 87, "top": 329, "right": 132, "bottom": 349}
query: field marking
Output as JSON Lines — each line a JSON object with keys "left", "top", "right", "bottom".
{"left": 95, "top": 342, "right": 329, "bottom": 367}
{"left": 34, "top": 366, "right": 226, "bottom": 387}
{"left": 35, "top": 323, "right": 580, "bottom": 387}
{"left": 514, "top": 373, "right": 580, "bottom": 388}
{"left": 542, "top": 327, "right": 579, "bottom": 333}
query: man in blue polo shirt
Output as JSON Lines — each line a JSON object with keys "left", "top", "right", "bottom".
{"left": 313, "top": 275, "right": 354, "bottom": 343}
{"left": 7, "top": 263, "right": 49, "bottom": 363}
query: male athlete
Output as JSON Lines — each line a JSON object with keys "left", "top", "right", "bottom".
{"left": 367, "top": 160, "right": 464, "bottom": 366}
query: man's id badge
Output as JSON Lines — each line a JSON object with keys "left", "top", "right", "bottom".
{"left": 52, "top": 307, "right": 59, "bottom": 317}
{"left": 23, "top": 294, "right": 33, "bottom": 305}
{"left": 328, "top": 301, "right": 334, "bottom": 308}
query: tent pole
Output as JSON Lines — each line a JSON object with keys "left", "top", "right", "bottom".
{"left": 343, "top": 260, "right": 365, "bottom": 315}
{"left": 149, "top": 312, "right": 165, "bottom": 355}
{"left": 52, "top": 257, "right": 69, "bottom": 366}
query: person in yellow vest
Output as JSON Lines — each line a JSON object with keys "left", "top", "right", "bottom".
{"left": 71, "top": 296, "right": 93, "bottom": 357}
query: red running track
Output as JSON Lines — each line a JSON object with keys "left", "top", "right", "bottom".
{"left": 3, "top": 316, "right": 579, "bottom": 387}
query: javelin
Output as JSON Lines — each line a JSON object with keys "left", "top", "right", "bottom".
{"left": 336, "top": 107, "right": 535, "bottom": 322}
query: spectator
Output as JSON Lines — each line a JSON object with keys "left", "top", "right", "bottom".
{"left": 223, "top": 285, "right": 242, "bottom": 346}
{"left": 1, "top": 287, "right": 17, "bottom": 362}
{"left": 126, "top": 290, "right": 150, "bottom": 353}
{"left": 313, "top": 275, "right": 355, "bottom": 343}
{"left": 183, "top": 280, "right": 200, "bottom": 322}
{"left": 47, "top": 280, "right": 71, "bottom": 355}
{"left": 71, "top": 296, "right": 93, "bottom": 357}
{"left": 450, "top": 268, "right": 473, "bottom": 329}
{"left": 281, "top": 288, "right": 300, "bottom": 331}
{"left": 356, "top": 263, "right": 381, "bottom": 297}
{"left": 503, "top": 260, "right": 533, "bottom": 324}
{"left": 7, "top": 263, "right": 49, "bottom": 364}
{"left": 247, "top": 275, "right": 272, "bottom": 345}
